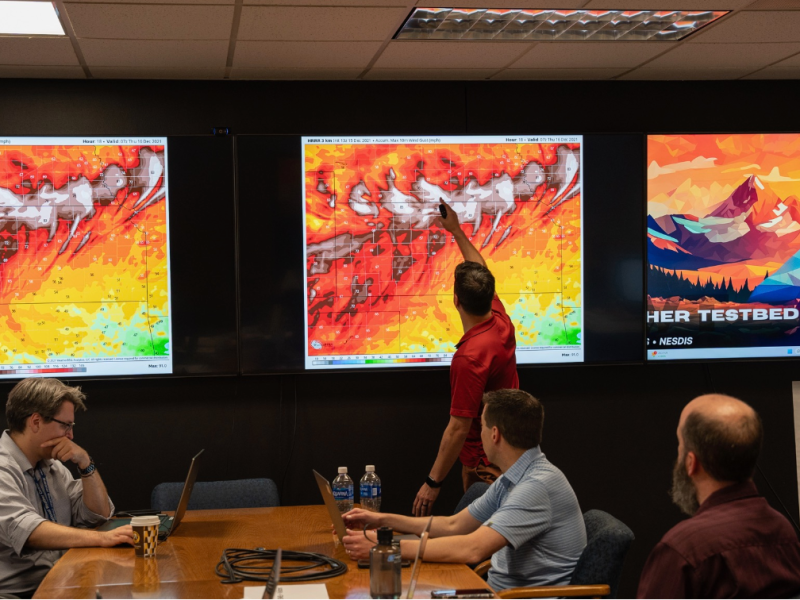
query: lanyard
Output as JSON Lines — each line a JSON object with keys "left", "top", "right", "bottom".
{"left": 32, "top": 466, "right": 57, "bottom": 523}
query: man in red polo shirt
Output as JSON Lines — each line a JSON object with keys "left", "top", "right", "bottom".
{"left": 412, "top": 201, "right": 519, "bottom": 517}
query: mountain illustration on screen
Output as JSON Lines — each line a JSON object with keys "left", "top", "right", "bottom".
{"left": 749, "top": 250, "right": 800, "bottom": 303}
{"left": 648, "top": 175, "right": 800, "bottom": 273}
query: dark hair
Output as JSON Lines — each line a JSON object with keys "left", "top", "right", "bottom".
{"left": 6, "top": 378, "right": 87, "bottom": 433}
{"left": 483, "top": 389, "right": 544, "bottom": 450}
{"left": 682, "top": 405, "right": 762, "bottom": 483}
{"left": 454, "top": 261, "right": 495, "bottom": 316}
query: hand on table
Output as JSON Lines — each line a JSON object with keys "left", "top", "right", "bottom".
{"left": 413, "top": 483, "right": 440, "bottom": 516}
{"left": 342, "top": 508, "right": 382, "bottom": 531}
{"left": 97, "top": 525, "right": 135, "bottom": 547}
{"left": 342, "top": 528, "right": 378, "bottom": 561}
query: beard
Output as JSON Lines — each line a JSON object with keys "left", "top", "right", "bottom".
{"left": 671, "top": 454, "right": 700, "bottom": 516}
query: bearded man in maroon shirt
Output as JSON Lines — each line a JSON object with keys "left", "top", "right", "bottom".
{"left": 638, "top": 394, "right": 800, "bottom": 598}
{"left": 412, "top": 201, "right": 519, "bottom": 517}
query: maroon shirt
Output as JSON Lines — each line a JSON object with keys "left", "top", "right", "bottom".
{"left": 638, "top": 481, "right": 800, "bottom": 599}
{"left": 450, "top": 294, "right": 519, "bottom": 468}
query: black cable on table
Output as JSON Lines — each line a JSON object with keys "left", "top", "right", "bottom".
{"left": 216, "top": 548, "right": 348, "bottom": 584}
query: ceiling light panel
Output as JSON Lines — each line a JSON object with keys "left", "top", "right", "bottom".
{"left": 0, "top": 1, "right": 64, "bottom": 36}
{"left": 395, "top": 9, "right": 728, "bottom": 41}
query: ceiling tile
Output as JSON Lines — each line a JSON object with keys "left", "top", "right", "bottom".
{"left": 0, "top": 37, "right": 78, "bottom": 66}
{"left": 375, "top": 41, "right": 527, "bottom": 69}
{"left": 80, "top": 40, "right": 228, "bottom": 68}
{"left": 246, "top": 0, "right": 404, "bottom": 5}
{"left": 234, "top": 41, "right": 381, "bottom": 69}
{"left": 492, "top": 67, "right": 626, "bottom": 79}
{"left": 238, "top": 6, "right": 408, "bottom": 41}
{"left": 229, "top": 67, "right": 363, "bottom": 79}
{"left": 510, "top": 42, "right": 670, "bottom": 69}
{"left": 743, "top": 0, "right": 800, "bottom": 9}
{"left": 364, "top": 68, "right": 496, "bottom": 79}
{"left": 66, "top": 4, "right": 234, "bottom": 40}
{"left": 90, "top": 66, "right": 225, "bottom": 78}
{"left": 66, "top": 0, "right": 233, "bottom": 4}
{"left": 743, "top": 66, "right": 800, "bottom": 78}
{"left": 619, "top": 67, "right": 751, "bottom": 79}
{"left": 768, "top": 51, "right": 800, "bottom": 66}
{"left": 644, "top": 42, "right": 800, "bottom": 70}
{"left": 0, "top": 65, "right": 85, "bottom": 78}
{"left": 687, "top": 11, "right": 800, "bottom": 43}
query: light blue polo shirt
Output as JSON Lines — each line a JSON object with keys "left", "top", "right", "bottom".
{"left": 468, "top": 446, "right": 586, "bottom": 591}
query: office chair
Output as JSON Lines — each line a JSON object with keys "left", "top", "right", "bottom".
{"left": 474, "top": 509, "right": 634, "bottom": 599}
{"left": 454, "top": 481, "right": 491, "bottom": 514}
{"left": 151, "top": 478, "right": 280, "bottom": 511}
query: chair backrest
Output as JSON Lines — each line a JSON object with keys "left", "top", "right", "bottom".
{"left": 569, "top": 509, "right": 635, "bottom": 599}
{"left": 454, "top": 481, "right": 491, "bottom": 514}
{"left": 151, "top": 478, "right": 280, "bottom": 512}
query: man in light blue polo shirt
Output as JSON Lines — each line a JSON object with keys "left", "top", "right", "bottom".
{"left": 342, "top": 388, "right": 586, "bottom": 591}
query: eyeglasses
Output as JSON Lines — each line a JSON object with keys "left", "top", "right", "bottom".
{"left": 50, "top": 417, "right": 75, "bottom": 435}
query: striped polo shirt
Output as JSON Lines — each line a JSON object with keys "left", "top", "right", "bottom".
{"left": 467, "top": 446, "right": 586, "bottom": 591}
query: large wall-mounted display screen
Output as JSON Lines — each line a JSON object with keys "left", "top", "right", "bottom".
{"left": 302, "top": 135, "right": 583, "bottom": 370}
{"left": 0, "top": 137, "right": 172, "bottom": 378}
{"left": 647, "top": 134, "right": 800, "bottom": 361}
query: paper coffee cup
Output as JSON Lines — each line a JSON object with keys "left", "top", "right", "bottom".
{"left": 131, "top": 516, "right": 160, "bottom": 557}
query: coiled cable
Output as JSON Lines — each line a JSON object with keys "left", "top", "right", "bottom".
{"left": 216, "top": 548, "right": 348, "bottom": 584}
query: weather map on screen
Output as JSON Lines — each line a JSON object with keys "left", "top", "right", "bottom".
{"left": 0, "top": 137, "right": 172, "bottom": 378}
{"left": 648, "top": 134, "right": 800, "bottom": 361}
{"left": 303, "top": 135, "right": 583, "bottom": 370}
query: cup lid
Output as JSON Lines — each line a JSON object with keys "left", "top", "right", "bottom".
{"left": 130, "top": 515, "right": 161, "bottom": 527}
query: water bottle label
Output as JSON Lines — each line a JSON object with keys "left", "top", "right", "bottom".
{"left": 373, "top": 484, "right": 381, "bottom": 498}
{"left": 333, "top": 488, "right": 350, "bottom": 501}
{"left": 360, "top": 483, "right": 370, "bottom": 499}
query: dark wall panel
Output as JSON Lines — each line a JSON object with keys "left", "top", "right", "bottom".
{"left": 1, "top": 79, "right": 799, "bottom": 599}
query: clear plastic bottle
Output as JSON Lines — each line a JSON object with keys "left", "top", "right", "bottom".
{"left": 360, "top": 465, "right": 382, "bottom": 512}
{"left": 369, "top": 527, "right": 402, "bottom": 599}
{"left": 332, "top": 467, "right": 354, "bottom": 514}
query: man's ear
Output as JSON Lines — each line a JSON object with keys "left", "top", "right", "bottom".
{"left": 685, "top": 450, "right": 699, "bottom": 477}
{"left": 492, "top": 425, "right": 500, "bottom": 445}
{"left": 28, "top": 413, "right": 42, "bottom": 434}
{"left": 453, "top": 293, "right": 460, "bottom": 309}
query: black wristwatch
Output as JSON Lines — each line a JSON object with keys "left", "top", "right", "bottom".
{"left": 78, "top": 457, "right": 96, "bottom": 478}
{"left": 425, "top": 475, "right": 442, "bottom": 489}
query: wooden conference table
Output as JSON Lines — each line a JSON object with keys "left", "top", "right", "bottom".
{"left": 34, "top": 505, "right": 496, "bottom": 599}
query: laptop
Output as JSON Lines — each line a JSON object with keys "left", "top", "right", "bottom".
{"left": 406, "top": 516, "right": 433, "bottom": 599}
{"left": 313, "top": 469, "right": 347, "bottom": 542}
{"left": 99, "top": 449, "right": 204, "bottom": 541}
{"left": 262, "top": 548, "right": 282, "bottom": 599}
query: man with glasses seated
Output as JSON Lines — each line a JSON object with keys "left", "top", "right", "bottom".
{"left": 0, "top": 378, "right": 133, "bottom": 598}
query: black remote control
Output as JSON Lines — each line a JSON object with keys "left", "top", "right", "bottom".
{"left": 439, "top": 204, "right": 447, "bottom": 219}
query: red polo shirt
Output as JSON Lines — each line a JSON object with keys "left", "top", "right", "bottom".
{"left": 450, "top": 294, "right": 519, "bottom": 468}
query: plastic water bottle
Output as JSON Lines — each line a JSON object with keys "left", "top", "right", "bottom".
{"left": 360, "top": 465, "right": 382, "bottom": 512}
{"left": 332, "top": 467, "right": 354, "bottom": 514}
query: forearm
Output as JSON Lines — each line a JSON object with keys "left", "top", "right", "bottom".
{"left": 26, "top": 520, "right": 104, "bottom": 550}
{"left": 429, "top": 417, "right": 470, "bottom": 482}
{"left": 379, "top": 513, "right": 462, "bottom": 538}
{"left": 80, "top": 471, "right": 111, "bottom": 517}
{"left": 452, "top": 228, "right": 486, "bottom": 267}
{"left": 399, "top": 534, "right": 490, "bottom": 564}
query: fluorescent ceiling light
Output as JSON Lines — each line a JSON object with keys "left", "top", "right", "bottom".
{"left": 395, "top": 9, "right": 728, "bottom": 41}
{"left": 0, "top": 1, "right": 64, "bottom": 35}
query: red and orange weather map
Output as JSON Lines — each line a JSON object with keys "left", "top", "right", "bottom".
{"left": 303, "top": 136, "right": 583, "bottom": 368}
{"left": 0, "top": 139, "right": 171, "bottom": 377}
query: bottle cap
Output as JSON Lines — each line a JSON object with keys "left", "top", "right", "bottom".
{"left": 377, "top": 526, "right": 393, "bottom": 545}
{"left": 338, "top": 467, "right": 347, "bottom": 474}
{"left": 366, "top": 465, "right": 375, "bottom": 472}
